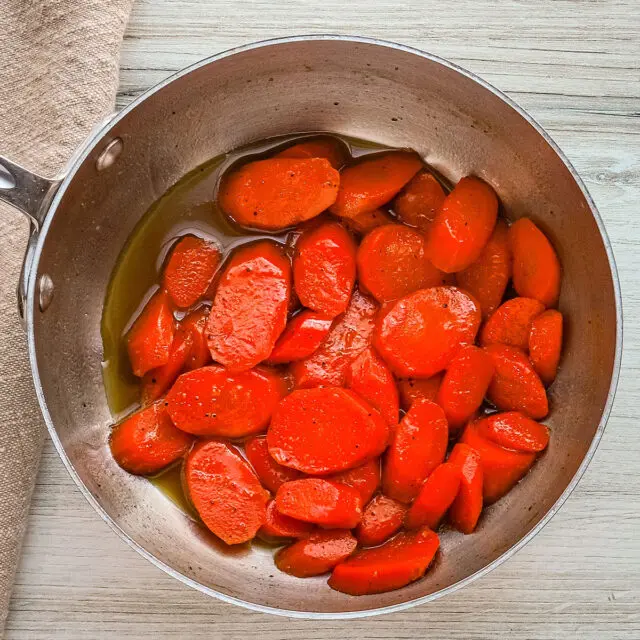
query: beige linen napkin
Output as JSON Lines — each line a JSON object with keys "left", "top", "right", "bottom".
{"left": 0, "top": 0, "right": 133, "bottom": 629}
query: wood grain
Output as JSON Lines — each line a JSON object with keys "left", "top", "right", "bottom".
{"left": 6, "top": 0, "right": 640, "bottom": 637}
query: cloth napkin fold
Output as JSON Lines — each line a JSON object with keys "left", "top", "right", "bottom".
{"left": 0, "top": 0, "right": 133, "bottom": 630}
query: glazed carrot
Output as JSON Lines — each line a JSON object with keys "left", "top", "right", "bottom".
{"left": 457, "top": 219, "right": 511, "bottom": 318}
{"left": 275, "top": 530, "right": 357, "bottom": 577}
{"left": 328, "top": 527, "right": 440, "bottom": 595}
{"left": 347, "top": 348, "right": 399, "bottom": 426}
{"left": 185, "top": 440, "right": 269, "bottom": 544}
{"left": 275, "top": 137, "right": 347, "bottom": 170}
{"left": 207, "top": 241, "right": 291, "bottom": 372}
{"left": 166, "top": 365, "right": 288, "bottom": 437}
{"left": 484, "top": 344, "right": 549, "bottom": 419}
{"left": 397, "top": 373, "right": 444, "bottom": 412}
{"left": 393, "top": 171, "right": 447, "bottom": 232}
{"left": 357, "top": 224, "right": 450, "bottom": 302}
{"left": 127, "top": 290, "right": 175, "bottom": 377}
{"left": 355, "top": 495, "right": 407, "bottom": 547}
{"left": 529, "top": 309, "right": 563, "bottom": 384}
{"left": 327, "top": 458, "right": 380, "bottom": 505}
{"left": 181, "top": 306, "right": 211, "bottom": 370}
{"left": 291, "top": 290, "right": 378, "bottom": 388}
{"left": 293, "top": 222, "right": 357, "bottom": 317}
{"left": 374, "top": 286, "right": 481, "bottom": 378}
{"left": 162, "top": 235, "right": 221, "bottom": 308}
{"left": 258, "top": 499, "right": 314, "bottom": 542}
{"left": 427, "top": 176, "right": 498, "bottom": 273}
{"left": 382, "top": 400, "right": 448, "bottom": 503}
{"left": 267, "top": 388, "right": 389, "bottom": 475}
{"left": 330, "top": 152, "right": 423, "bottom": 218}
{"left": 218, "top": 158, "right": 340, "bottom": 230}
{"left": 480, "top": 297, "right": 545, "bottom": 349}
{"left": 109, "top": 401, "right": 193, "bottom": 475}
{"left": 447, "top": 443, "right": 483, "bottom": 534}
{"left": 275, "top": 479, "right": 363, "bottom": 528}
{"left": 245, "top": 435, "right": 301, "bottom": 493}
{"left": 436, "top": 345, "right": 495, "bottom": 432}
{"left": 405, "top": 462, "right": 461, "bottom": 530}
{"left": 477, "top": 411, "right": 549, "bottom": 453}
{"left": 509, "top": 218, "right": 561, "bottom": 307}
{"left": 344, "top": 208, "right": 395, "bottom": 234}
{"left": 461, "top": 419, "right": 536, "bottom": 503}
{"left": 267, "top": 310, "right": 333, "bottom": 364}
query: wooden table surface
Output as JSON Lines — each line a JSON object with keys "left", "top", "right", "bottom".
{"left": 6, "top": 1, "right": 640, "bottom": 638}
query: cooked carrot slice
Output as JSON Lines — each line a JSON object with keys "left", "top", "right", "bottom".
{"left": 355, "top": 495, "right": 407, "bottom": 547}
{"left": 357, "top": 224, "right": 450, "bottom": 302}
{"left": 327, "top": 458, "right": 380, "bottom": 505}
{"left": 436, "top": 345, "right": 495, "bottom": 432}
{"left": 293, "top": 222, "right": 357, "bottom": 317}
{"left": 382, "top": 400, "right": 448, "bottom": 503}
{"left": 344, "top": 208, "right": 395, "bottom": 234}
{"left": 291, "top": 290, "right": 378, "bottom": 388}
{"left": 166, "top": 365, "right": 288, "bottom": 437}
{"left": 328, "top": 527, "right": 440, "bottom": 595}
{"left": 181, "top": 306, "right": 211, "bottom": 370}
{"left": 267, "top": 388, "right": 389, "bottom": 475}
{"left": 427, "top": 176, "right": 498, "bottom": 273}
{"left": 447, "top": 443, "right": 483, "bottom": 534}
{"left": 245, "top": 435, "right": 301, "bottom": 493}
{"left": 258, "top": 499, "right": 314, "bottom": 542}
{"left": 347, "top": 348, "right": 399, "bottom": 426}
{"left": 127, "top": 290, "right": 175, "bottom": 377}
{"left": 275, "top": 529, "right": 357, "bottom": 577}
{"left": 405, "top": 462, "right": 461, "bottom": 530}
{"left": 110, "top": 401, "right": 193, "bottom": 475}
{"left": 275, "top": 137, "right": 347, "bottom": 170}
{"left": 267, "top": 310, "right": 333, "bottom": 364}
{"left": 275, "top": 479, "right": 363, "bottom": 528}
{"left": 374, "top": 286, "right": 481, "bottom": 377}
{"left": 330, "top": 152, "right": 423, "bottom": 218}
{"left": 207, "top": 241, "right": 291, "bottom": 372}
{"left": 397, "top": 373, "right": 444, "bottom": 412}
{"left": 393, "top": 171, "right": 447, "bottom": 232}
{"left": 185, "top": 440, "right": 269, "bottom": 544}
{"left": 218, "top": 158, "right": 340, "bottom": 230}
{"left": 509, "top": 218, "right": 561, "bottom": 307}
{"left": 480, "top": 297, "right": 545, "bottom": 349}
{"left": 457, "top": 219, "right": 511, "bottom": 318}
{"left": 484, "top": 344, "right": 548, "bottom": 419}
{"left": 162, "top": 235, "right": 221, "bottom": 308}
{"left": 461, "top": 419, "right": 536, "bottom": 503}
{"left": 477, "top": 411, "right": 550, "bottom": 453}
{"left": 529, "top": 309, "right": 563, "bottom": 384}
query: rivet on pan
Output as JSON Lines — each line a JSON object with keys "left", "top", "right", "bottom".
{"left": 38, "top": 274, "right": 54, "bottom": 312}
{"left": 96, "top": 138, "right": 123, "bottom": 172}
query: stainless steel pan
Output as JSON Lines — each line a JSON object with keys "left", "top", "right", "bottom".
{"left": 0, "top": 36, "right": 622, "bottom": 618}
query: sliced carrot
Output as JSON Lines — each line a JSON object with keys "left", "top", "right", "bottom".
{"left": 109, "top": 401, "right": 193, "bottom": 475}
{"left": 166, "top": 365, "right": 288, "bottom": 437}
{"left": 480, "top": 297, "right": 545, "bottom": 349}
{"left": 427, "top": 176, "right": 499, "bottom": 273}
{"left": 267, "top": 310, "right": 333, "bottom": 364}
{"left": 344, "top": 208, "right": 395, "bottom": 234}
{"left": 218, "top": 158, "right": 340, "bottom": 230}
{"left": 484, "top": 344, "right": 549, "bottom": 419}
{"left": 397, "top": 373, "right": 444, "bottom": 412}
{"left": 275, "top": 137, "right": 347, "bottom": 170}
{"left": 244, "top": 435, "right": 301, "bottom": 493}
{"left": 509, "top": 218, "right": 561, "bottom": 307}
{"left": 185, "top": 440, "right": 269, "bottom": 544}
{"left": 436, "top": 345, "right": 495, "bottom": 432}
{"left": 162, "top": 235, "right": 221, "bottom": 308}
{"left": 347, "top": 348, "right": 399, "bottom": 426}
{"left": 181, "top": 306, "right": 211, "bottom": 370}
{"left": 258, "top": 499, "right": 314, "bottom": 542}
{"left": 275, "top": 479, "right": 363, "bottom": 528}
{"left": 529, "top": 309, "right": 563, "bottom": 384}
{"left": 374, "top": 286, "right": 481, "bottom": 378}
{"left": 393, "top": 171, "right": 447, "bottom": 232}
{"left": 291, "top": 290, "right": 378, "bottom": 388}
{"left": 267, "top": 388, "right": 389, "bottom": 475}
{"left": 405, "top": 462, "right": 461, "bottom": 530}
{"left": 447, "top": 443, "right": 483, "bottom": 534}
{"left": 477, "top": 411, "right": 550, "bottom": 453}
{"left": 330, "top": 152, "right": 423, "bottom": 218}
{"left": 357, "top": 224, "right": 450, "bottom": 302}
{"left": 355, "top": 495, "right": 407, "bottom": 547}
{"left": 127, "top": 290, "right": 175, "bottom": 377}
{"left": 327, "top": 458, "right": 380, "bottom": 505}
{"left": 328, "top": 527, "right": 440, "bottom": 595}
{"left": 275, "top": 529, "right": 357, "bottom": 577}
{"left": 207, "top": 241, "right": 291, "bottom": 372}
{"left": 382, "top": 400, "right": 448, "bottom": 503}
{"left": 457, "top": 219, "right": 511, "bottom": 318}
{"left": 293, "top": 222, "right": 357, "bottom": 317}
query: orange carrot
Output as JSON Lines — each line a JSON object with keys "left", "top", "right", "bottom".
{"left": 327, "top": 458, "right": 380, "bottom": 505}
{"left": 480, "top": 297, "right": 545, "bottom": 350}
{"left": 529, "top": 309, "right": 563, "bottom": 384}
{"left": 275, "top": 137, "right": 347, "bottom": 170}
{"left": 258, "top": 499, "right": 314, "bottom": 542}
{"left": 393, "top": 171, "right": 447, "bottom": 232}
{"left": 355, "top": 495, "right": 407, "bottom": 547}
{"left": 447, "top": 443, "right": 483, "bottom": 534}
{"left": 245, "top": 435, "right": 301, "bottom": 493}
{"left": 344, "top": 208, "right": 395, "bottom": 234}
{"left": 476, "top": 411, "right": 550, "bottom": 453}
{"left": 267, "top": 310, "right": 333, "bottom": 364}
{"left": 397, "top": 373, "right": 444, "bottom": 412}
